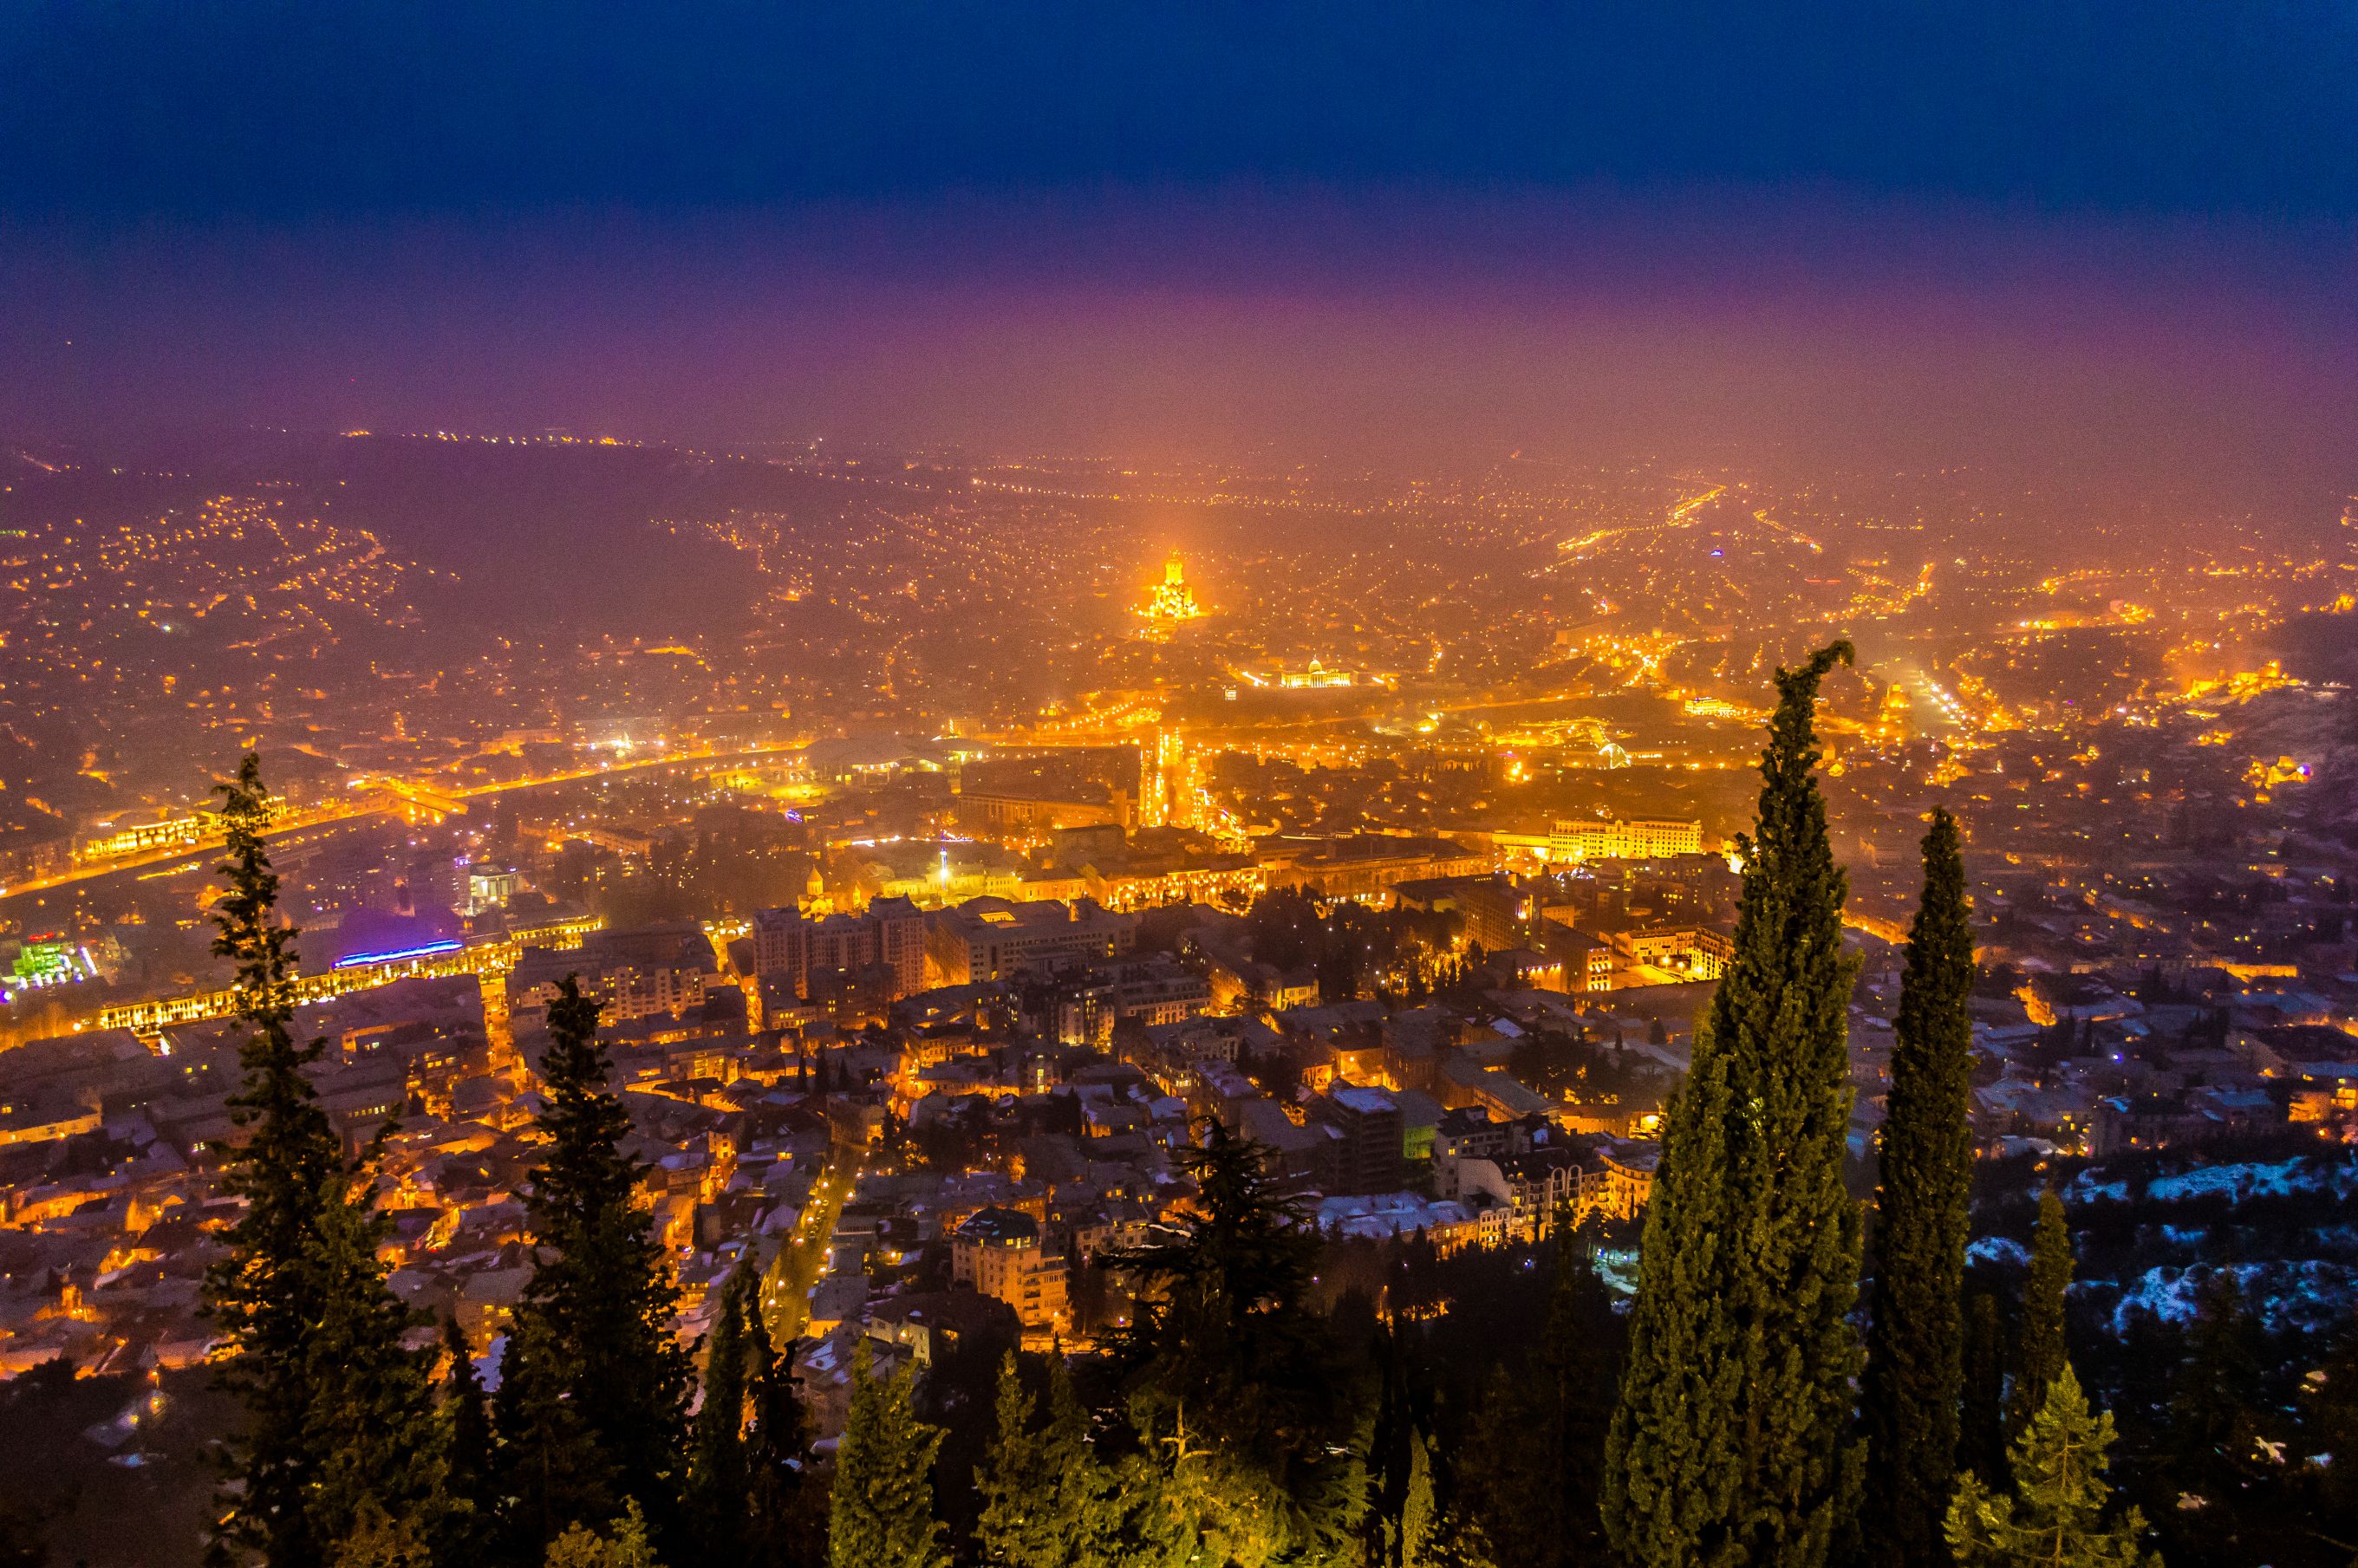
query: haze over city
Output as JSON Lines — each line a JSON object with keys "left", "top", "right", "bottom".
{"left": 1, "top": 7, "right": 2355, "bottom": 1568}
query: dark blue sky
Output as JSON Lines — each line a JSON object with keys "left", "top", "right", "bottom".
{"left": 3, "top": 1, "right": 2355, "bottom": 495}
{"left": 6, "top": 0, "right": 2355, "bottom": 220}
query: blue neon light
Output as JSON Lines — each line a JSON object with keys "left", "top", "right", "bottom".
{"left": 334, "top": 939, "right": 464, "bottom": 969}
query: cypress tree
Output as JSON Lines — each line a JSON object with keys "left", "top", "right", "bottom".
{"left": 830, "top": 1345, "right": 948, "bottom": 1568}
{"left": 2011, "top": 1190, "right": 2073, "bottom": 1441}
{"left": 1944, "top": 1365, "right": 2158, "bottom": 1568}
{"left": 1604, "top": 641, "right": 1865, "bottom": 1568}
{"left": 686, "top": 1265, "right": 754, "bottom": 1562}
{"left": 498, "top": 978, "right": 694, "bottom": 1559}
{"left": 1862, "top": 808, "right": 1978, "bottom": 1568}
{"left": 202, "top": 753, "right": 443, "bottom": 1568}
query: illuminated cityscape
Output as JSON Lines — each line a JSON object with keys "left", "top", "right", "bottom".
{"left": 3, "top": 6, "right": 2356, "bottom": 1568}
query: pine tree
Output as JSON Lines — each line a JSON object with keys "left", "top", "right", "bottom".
{"left": 498, "top": 978, "right": 694, "bottom": 1560}
{"left": 202, "top": 753, "right": 443, "bottom": 1568}
{"left": 975, "top": 1351, "right": 1189, "bottom": 1567}
{"left": 492, "top": 1311, "right": 610, "bottom": 1563}
{"left": 2011, "top": 1189, "right": 2073, "bottom": 1441}
{"left": 830, "top": 1345, "right": 948, "bottom": 1568}
{"left": 1106, "top": 1119, "right": 1365, "bottom": 1562}
{"left": 301, "top": 1184, "right": 447, "bottom": 1555}
{"left": 974, "top": 1353, "right": 1114, "bottom": 1568}
{"left": 1862, "top": 808, "right": 1978, "bottom": 1568}
{"left": 740, "top": 1296, "right": 804, "bottom": 1568}
{"left": 1603, "top": 641, "right": 1865, "bottom": 1568}
{"left": 440, "top": 1318, "right": 495, "bottom": 1566}
{"left": 976, "top": 1354, "right": 1052, "bottom": 1568}
{"left": 686, "top": 1265, "right": 754, "bottom": 1562}
{"left": 1945, "top": 1365, "right": 2158, "bottom": 1568}
{"left": 543, "top": 1501, "right": 661, "bottom": 1568}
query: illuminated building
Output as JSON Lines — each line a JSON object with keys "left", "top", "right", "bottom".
{"left": 463, "top": 867, "right": 523, "bottom": 914}
{"left": 923, "top": 896, "right": 1136, "bottom": 986}
{"left": 1138, "top": 552, "right": 1205, "bottom": 627}
{"left": 752, "top": 897, "right": 927, "bottom": 1000}
{"left": 1256, "top": 835, "right": 1486, "bottom": 902}
{"left": 74, "top": 810, "right": 224, "bottom": 864}
{"left": 951, "top": 1207, "right": 1067, "bottom": 1328}
{"left": 510, "top": 923, "right": 721, "bottom": 1024}
{"left": 1543, "top": 817, "right": 1704, "bottom": 862}
{"left": 1871, "top": 683, "right": 1914, "bottom": 745}
{"left": 1610, "top": 924, "right": 1734, "bottom": 980}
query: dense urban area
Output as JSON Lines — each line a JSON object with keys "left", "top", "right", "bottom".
{"left": 1, "top": 433, "right": 2355, "bottom": 1568}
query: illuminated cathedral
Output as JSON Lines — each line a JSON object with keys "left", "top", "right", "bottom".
{"left": 1140, "top": 553, "right": 1205, "bottom": 626}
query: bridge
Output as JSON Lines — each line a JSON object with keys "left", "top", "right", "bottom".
{"left": 93, "top": 914, "right": 603, "bottom": 1037}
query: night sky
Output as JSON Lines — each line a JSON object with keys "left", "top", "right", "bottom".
{"left": 3, "top": 1, "right": 2355, "bottom": 498}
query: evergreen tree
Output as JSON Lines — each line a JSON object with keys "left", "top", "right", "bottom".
{"left": 740, "top": 1287, "right": 804, "bottom": 1568}
{"left": 492, "top": 1311, "right": 611, "bottom": 1561}
{"left": 2157, "top": 1268, "right": 2266, "bottom": 1563}
{"left": 1363, "top": 1326, "right": 1414, "bottom": 1563}
{"left": 974, "top": 1354, "right": 1132, "bottom": 1568}
{"left": 440, "top": 1318, "right": 495, "bottom": 1567}
{"left": 543, "top": 1502, "right": 660, "bottom": 1568}
{"left": 1462, "top": 1231, "right": 1619, "bottom": 1568}
{"left": 1958, "top": 1291, "right": 2009, "bottom": 1483}
{"left": 2011, "top": 1190, "right": 2073, "bottom": 1441}
{"left": 686, "top": 1265, "right": 754, "bottom": 1562}
{"left": 202, "top": 753, "right": 443, "bottom": 1568}
{"left": 1603, "top": 642, "right": 1865, "bottom": 1568}
{"left": 300, "top": 1168, "right": 449, "bottom": 1554}
{"left": 1399, "top": 1430, "right": 1436, "bottom": 1568}
{"left": 498, "top": 978, "right": 694, "bottom": 1560}
{"left": 331, "top": 1505, "right": 433, "bottom": 1568}
{"left": 1945, "top": 1365, "right": 2158, "bottom": 1568}
{"left": 830, "top": 1345, "right": 948, "bottom": 1568}
{"left": 975, "top": 1355, "right": 1057, "bottom": 1568}
{"left": 1106, "top": 1120, "right": 1366, "bottom": 1563}
{"left": 1862, "top": 808, "right": 1978, "bottom": 1568}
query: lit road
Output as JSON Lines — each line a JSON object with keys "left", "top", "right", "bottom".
{"left": 1, "top": 743, "right": 806, "bottom": 907}
{"left": 1548, "top": 484, "right": 1728, "bottom": 564}
{"left": 761, "top": 1147, "right": 861, "bottom": 1344}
